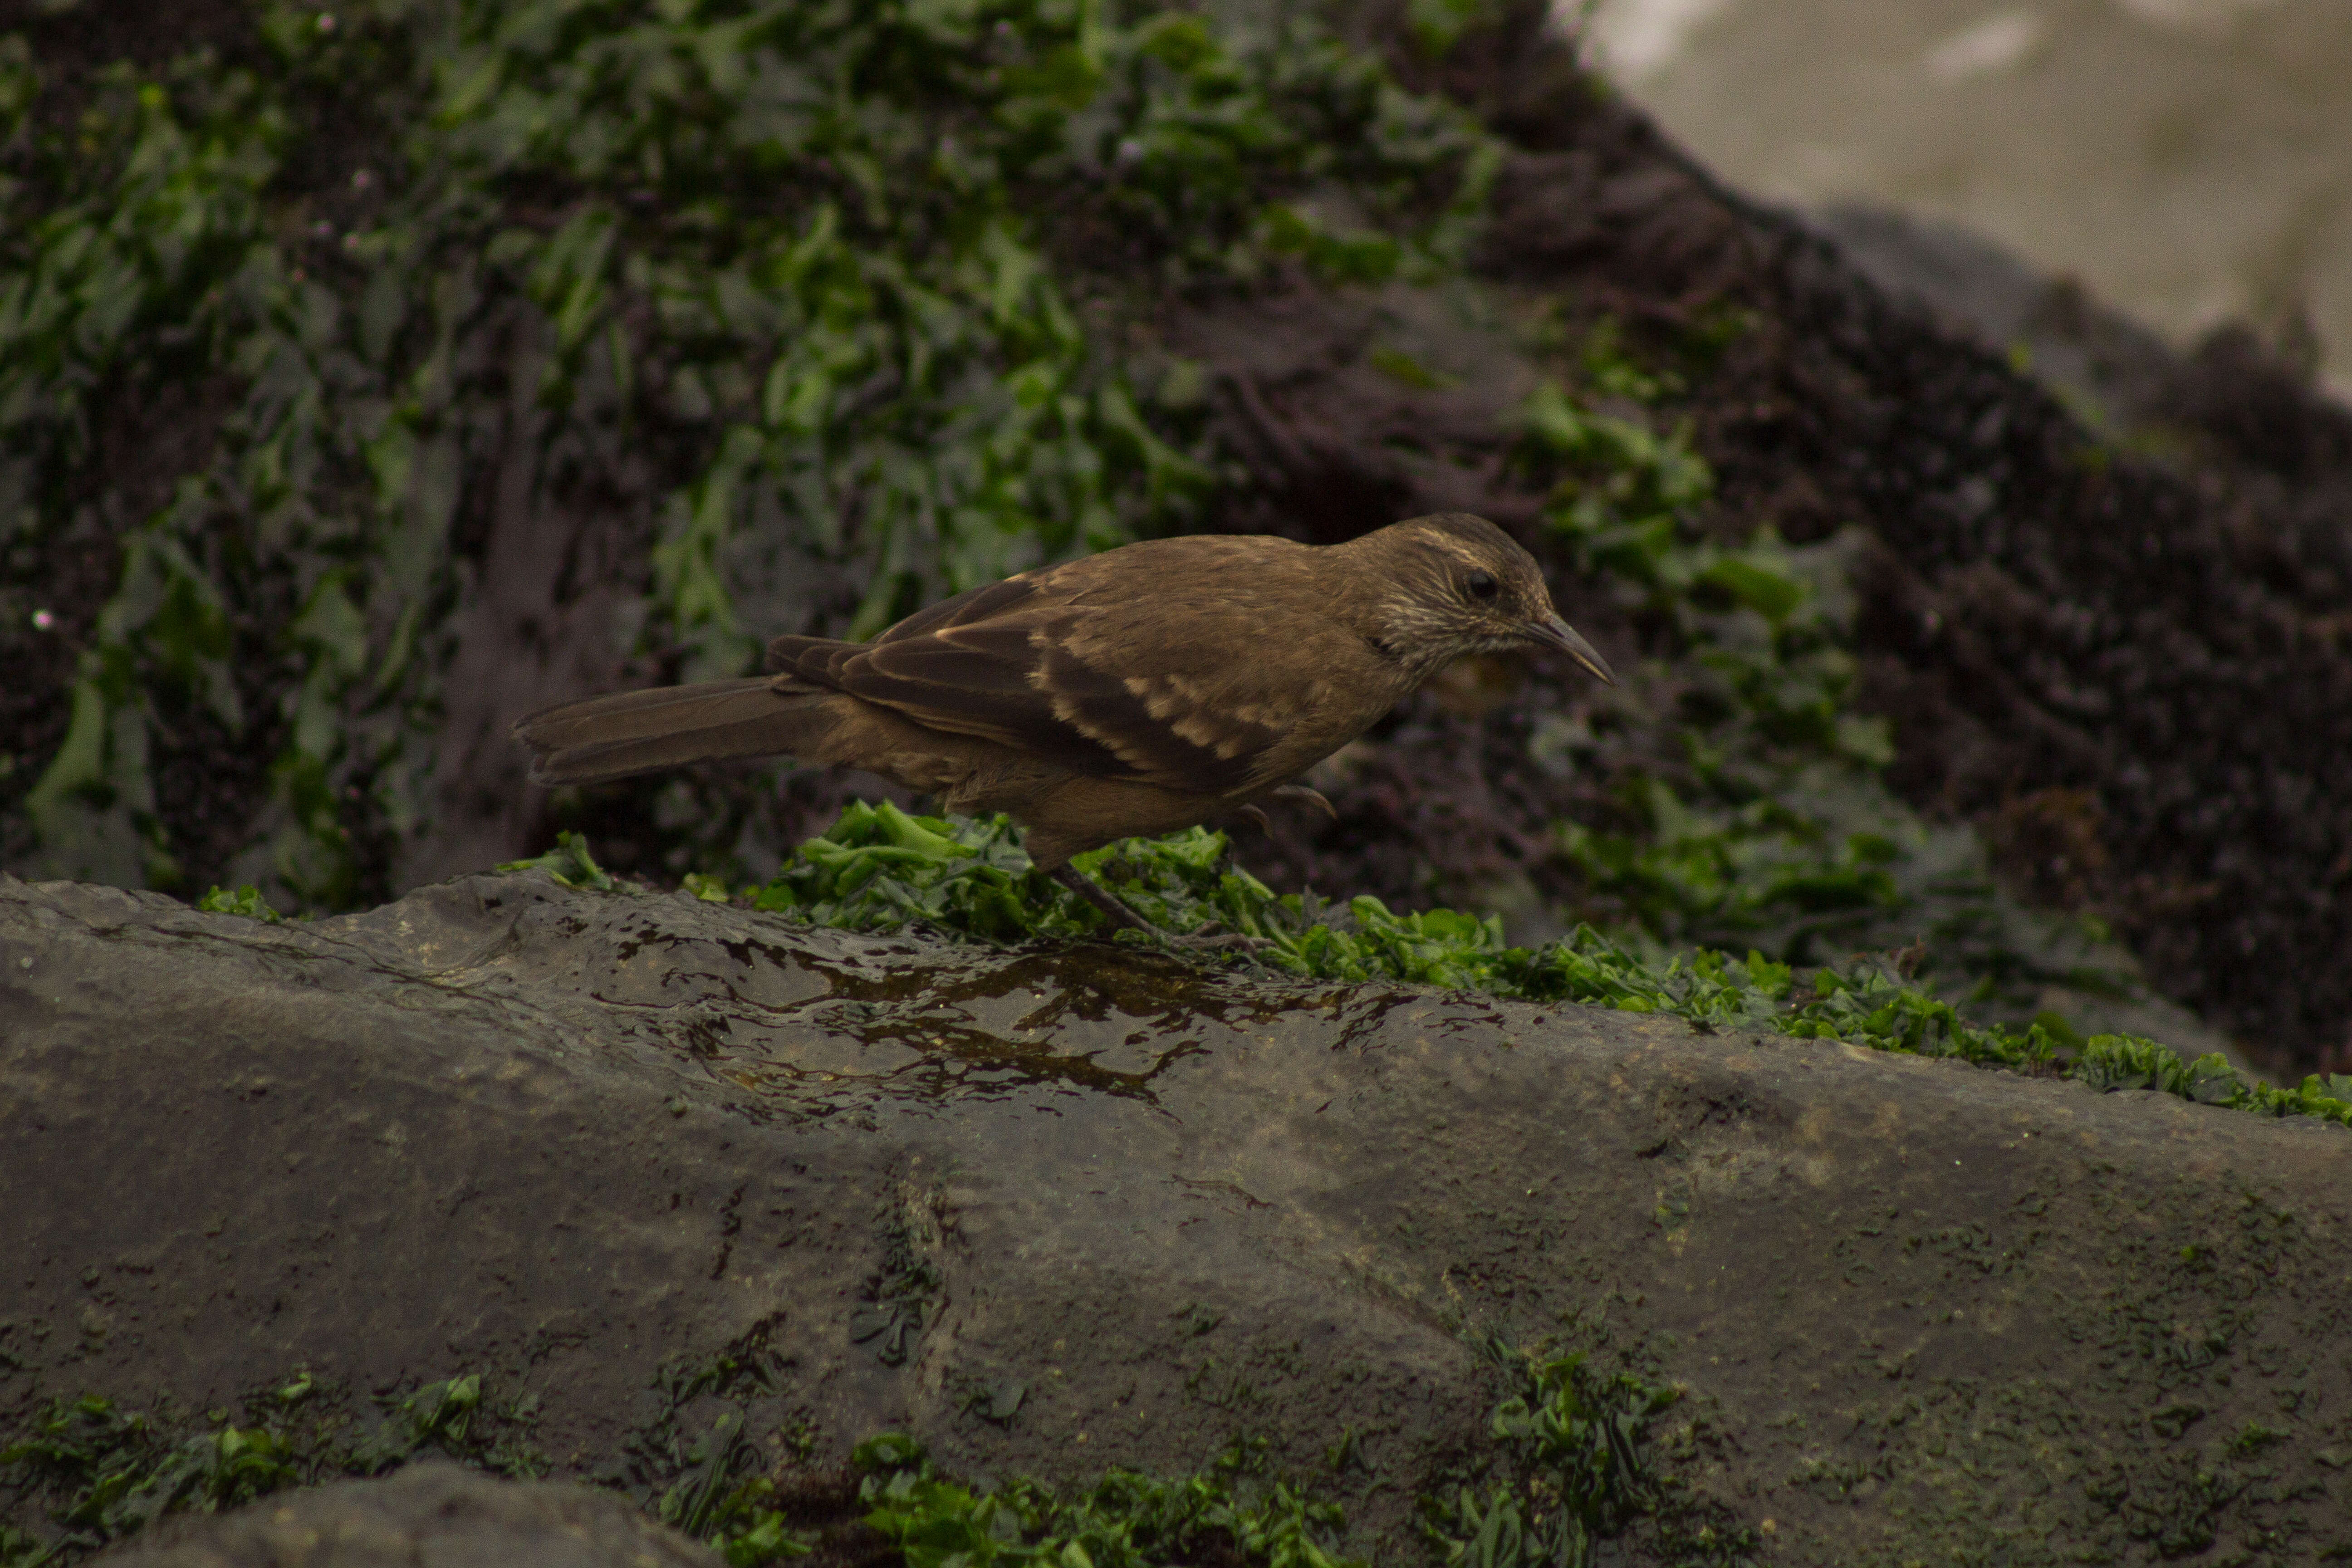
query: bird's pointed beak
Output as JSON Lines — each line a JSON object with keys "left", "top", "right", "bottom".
{"left": 1523, "top": 613, "right": 1616, "bottom": 686}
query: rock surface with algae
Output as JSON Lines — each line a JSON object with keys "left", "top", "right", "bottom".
{"left": 5, "top": 869, "right": 2350, "bottom": 1564}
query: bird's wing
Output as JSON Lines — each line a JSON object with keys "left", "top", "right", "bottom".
{"left": 765, "top": 558, "right": 1362, "bottom": 796}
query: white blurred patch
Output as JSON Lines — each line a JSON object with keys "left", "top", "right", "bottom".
{"left": 1923, "top": 10, "right": 2048, "bottom": 82}
{"left": 1568, "top": 0, "right": 1743, "bottom": 83}
{"left": 2112, "top": 0, "right": 2280, "bottom": 32}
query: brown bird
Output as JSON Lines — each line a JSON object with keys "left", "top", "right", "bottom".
{"left": 512, "top": 512, "right": 1613, "bottom": 941}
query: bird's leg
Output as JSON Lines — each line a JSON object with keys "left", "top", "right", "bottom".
{"left": 1234, "top": 804, "right": 1272, "bottom": 834}
{"left": 1046, "top": 864, "right": 1267, "bottom": 952}
{"left": 1049, "top": 863, "right": 1156, "bottom": 935}
{"left": 1271, "top": 784, "right": 1338, "bottom": 820}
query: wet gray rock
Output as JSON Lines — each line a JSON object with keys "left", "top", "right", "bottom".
{"left": 5, "top": 870, "right": 2351, "bottom": 1565}
{"left": 93, "top": 1460, "right": 714, "bottom": 1566}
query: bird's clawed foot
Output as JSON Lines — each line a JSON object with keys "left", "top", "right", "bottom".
{"left": 1270, "top": 784, "right": 1338, "bottom": 820}
{"left": 1232, "top": 786, "right": 1337, "bottom": 837}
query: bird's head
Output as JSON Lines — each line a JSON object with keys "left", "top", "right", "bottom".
{"left": 1343, "top": 513, "right": 1616, "bottom": 687}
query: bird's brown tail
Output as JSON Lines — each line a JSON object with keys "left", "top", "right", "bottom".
{"left": 511, "top": 677, "right": 840, "bottom": 787}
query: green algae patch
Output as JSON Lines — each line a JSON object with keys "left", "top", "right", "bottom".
{"left": 852, "top": 1432, "right": 1358, "bottom": 1568}
{"left": 191, "top": 885, "right": 283, "bottom": 922}
{"left": 0, "top": 1372, "right": 546, "bottom": 1565}
{"left": 1425, "top": 1346, "right": 1758, "bottom": 1568}
{"left": 0, "top": 1397, "right": 301, "bottom": 1562}
{"left": 0, "top": 1357, "right": 800, "bottom": 1565}
{"left": 2, "top": 1355, "right": 1735, "bottom": 1568}
{"left": 2076, "top": 1031, "right": 2352, "bottom": 1124}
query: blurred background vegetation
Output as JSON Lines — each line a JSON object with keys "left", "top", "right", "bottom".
{"left": 4, "top": 0, "right": 2347, "bottom": 1074}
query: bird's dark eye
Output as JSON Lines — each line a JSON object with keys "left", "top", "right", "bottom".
{"left": 1465, "top": 569, "right": 1499, "bottom": 603}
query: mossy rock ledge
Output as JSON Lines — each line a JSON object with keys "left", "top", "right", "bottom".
{"left": 5, "top": 870, "right": 2349, "bottom": 1566}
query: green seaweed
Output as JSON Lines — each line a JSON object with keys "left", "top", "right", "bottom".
{"left": 2075, "top": 1031, "right": 2352, "bottom": 1124}
{"left": 853, "top": 1430, "right": 1357, "bottom": 1568}
{"left": 0, "top": 1398, "right": 299, "bottom": 1563}
{"left": 610, "top": 1322, "right": 811, "bottom": 1563}
{"left": 0, "top": 1371, "right": 544, "bottom": 1566}
{"left": 0, "top": 1374, "right": 1580, "bottom": 1568}
{"left": 497, "top": 828, "right": 617, "bottom": 892}
{"left": 1517, "top": 351, "right": 2152, "bottom": 1027}
{"left": 346, "top": 1374, "right": 545, "bottom": 1479}
{"left": 194, "top": 884, "right": 282, "bottom": 921}
{"left": 1424, "top": 1344, "right": 1754, "bottom": 1568}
